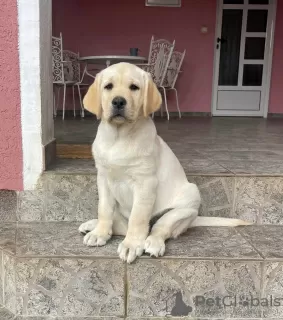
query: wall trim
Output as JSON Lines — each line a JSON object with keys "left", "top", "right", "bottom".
{"left": 18, "top": 0, "right": 54, "bottom": 190}
{"left": 18, "top": 0, "right": 43, "bottom": 189}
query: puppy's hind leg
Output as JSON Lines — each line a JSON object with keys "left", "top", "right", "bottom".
{"left": 145, "top": 183, "right": 200, "bottom": 257}
{"left": 144, "top": 207, "right": 198, "bottom": 257}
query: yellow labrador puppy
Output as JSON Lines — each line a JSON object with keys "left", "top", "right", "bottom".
{"left": 79, "top": 63, "right": 250, "bottom": 263}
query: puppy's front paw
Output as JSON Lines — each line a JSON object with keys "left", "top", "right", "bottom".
{"left": 117, "top": 237, "right": 145, "bottom": 263}
{"left": 144, "top": 235, "right": 166, "bottom": 257}
{"left": 83, "top": 227, "right": 112, "bottom": 247}
{"left": 79, "top": 219, "right": 98, "bottom": 234}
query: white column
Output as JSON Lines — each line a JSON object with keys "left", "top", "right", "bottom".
{"left": 18, "top": 0, "right": 54, "bottom": 190}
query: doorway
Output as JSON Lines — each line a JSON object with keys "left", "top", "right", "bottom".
{"left": 212, "top": 0, "right": 276, "bottom": 117}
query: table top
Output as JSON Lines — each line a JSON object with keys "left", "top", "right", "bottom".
{"left": 79, "top": 55, "right": 147, "bottom": 64}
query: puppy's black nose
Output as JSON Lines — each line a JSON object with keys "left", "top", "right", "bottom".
{"left": 112, "top": 96, "right": 127, "bottom": 110}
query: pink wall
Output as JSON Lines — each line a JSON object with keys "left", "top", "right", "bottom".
{"left": 53, "top": 0, "right": 217, "bottom": 113}
{"left": 268, "top": 0, "right": 283, "bottom": 114}
{"left": 0, "top": 0, "right": 23, "bottom": 190}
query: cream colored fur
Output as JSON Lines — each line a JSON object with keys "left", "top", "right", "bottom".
{"left": 79, "top": 63, "right": 251, "bottom": 263}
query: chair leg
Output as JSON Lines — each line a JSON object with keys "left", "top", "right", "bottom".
{"left": 77, "top": 85, "right": 85, "bottom": 118}
{"left": 63, "top": 84, "right": 66, "bottom": 120}
{"left": 53, "top": 89, "right": 56, "bottom": 117}
{"left": 161, "top": 86, "right": 169, "bottom": 121}
{"left": 56, "top": 86, "right": 61, "bottom": 116}
{"left": 72, "top": 85, "right": 76, "bottom": 118}
{"left": 158, "top": 88, "right": 164, "bottom": 118}
{"left": 172, "top": 88, "right": 181, "bottom": 118}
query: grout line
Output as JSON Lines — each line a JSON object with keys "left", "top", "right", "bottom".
{"left": 124, "top": 262, "right": 128, "bottom": 318}
{"left": 15, "top": 221, "right": 18, "bottom": 257}
{"left": 218, "top": 163, "right": 235, "bottom": 175}
{"left": 2, "top": 251, "right": 4, "bottom": 308}
{"left": 236, "top": 227, "right": 265, "bottom": 260}
{"left": 16, "top": 191, "right": 20, "bottom": 223}
{"left": 260, "top": 261, "right": 265, "bottom": 319}
{"left": 232, "top": 175, "right": 237, "bottom": 218}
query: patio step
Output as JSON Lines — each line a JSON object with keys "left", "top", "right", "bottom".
{"left": 14, "top": 158, "right": 283, "bottom": 225}
{"left": 1, "top": 158, "right": 283, "bottom": 318}
{"left": 56, "top": 143, "right": 92, "bottom": 159}
{"left": 1, "top": 222, "right": 283, "bottom": 319}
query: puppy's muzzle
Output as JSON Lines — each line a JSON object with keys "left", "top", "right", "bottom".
{"left": 112, "top": 96, "right": 127, "bottom": 117}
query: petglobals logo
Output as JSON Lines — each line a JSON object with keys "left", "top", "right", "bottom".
{"left": 195, "top": 295, "right": 283, "bottom": 308}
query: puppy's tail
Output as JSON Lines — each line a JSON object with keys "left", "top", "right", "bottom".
{"left": 190, "top": 216, "right": 252, "bottom": 227}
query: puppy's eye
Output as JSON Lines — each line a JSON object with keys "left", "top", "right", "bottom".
{"left": 104, "top": 83, "right": 113, "bottom": 90}
{"left": 129, "top": 84, "right": 139, "bottom": 91}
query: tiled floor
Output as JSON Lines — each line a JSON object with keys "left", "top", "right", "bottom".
{"left": 1, "top": 222, "right": 283, "bottom": 318}
{"left": 55, "top": 117, "right": 283, "bottom": 175}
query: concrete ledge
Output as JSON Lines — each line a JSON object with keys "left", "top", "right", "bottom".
{"left": 0, "top": 158, "right": 280, "bottom": 223}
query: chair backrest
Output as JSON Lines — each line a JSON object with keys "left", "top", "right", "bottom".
{"left": 147, "top": 35, "right": 154, "bottom": 62}
{"left": 147, "top": 37, "right": 175, "bottom": 87}
{"left": 52, "top": 33, "right": 64, "bottom": 83}
{"left": 62, "top": 50, "right": 80, "bottom": 82}
{"left": 162, "top": 49, "right": 186, "bottom": 88}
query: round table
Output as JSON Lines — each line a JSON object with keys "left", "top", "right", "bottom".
{"left": 79, "top": 55, "right": 147, "bottom": 67}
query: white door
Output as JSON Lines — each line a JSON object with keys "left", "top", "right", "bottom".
{"left": 212, "top": 0, "right": 276, "bottom": 117}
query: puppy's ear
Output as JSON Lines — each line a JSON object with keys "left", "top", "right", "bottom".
{"left": 83, "top": 73, "right": 102, "bottom": 119}
{"left": 143, "top": 72, "right": 162, "bottom": 117}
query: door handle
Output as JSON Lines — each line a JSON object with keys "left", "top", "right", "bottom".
{"left": 217, "top": 37, "right": 227, "bottom": 44}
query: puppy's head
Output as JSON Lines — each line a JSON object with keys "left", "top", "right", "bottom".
{"left": 83, "top": 62, "right": 162, "bottom": 124}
